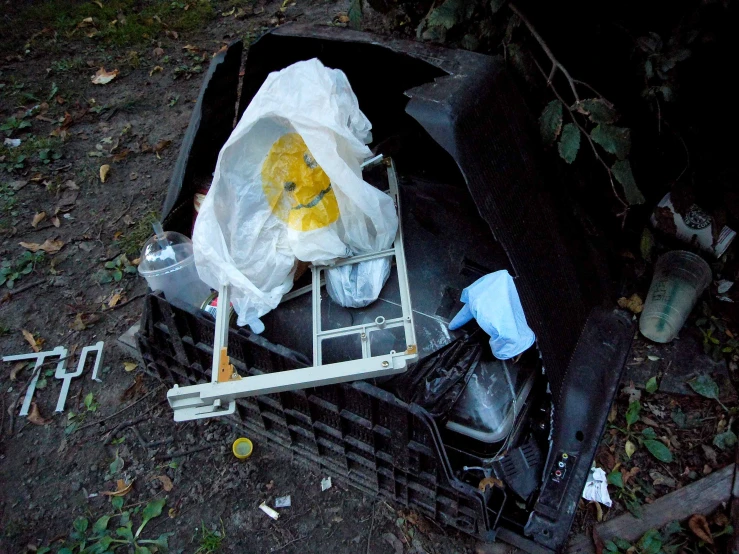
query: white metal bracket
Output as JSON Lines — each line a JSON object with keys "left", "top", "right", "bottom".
{"left": 167, "top": 157, "right": 417, "bottom": 422}
{"left": 3, "top": 346, "right": 67, "bottom": 416}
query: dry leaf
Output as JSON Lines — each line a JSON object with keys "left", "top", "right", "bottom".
{"left": 102, "top": 479, "right": 134, "bottom": 497}
{"left": 149, "top": 66, "right": 163, "bottom": 76}
{"left": 22, "top": 329, "right": 40, "bottom": 352}
{"left": 108, "top": 292, "right": 121, "bottom": 307}
{"left": 608, "top": 403, "right": 618, "bottom": 423}
{"left": 112, "top": 149, "right": 130, "bottom": 162}
{"left": 622, "top": 466, "right": 639, "bottom": 486}
{"left": 91, "top": 67, "right": 119, "bottom": 85}
{"left": 100, "top": 164, "right": 111, "bottom": 182}
{"left": 153, "top": 47, "right": 164, "bottom": 57}
{"left": 168, "top": 508, "right": 178, "bottom": 518}
{"left": 625, "top": 440, "right": 636, "bottom": 459}
{"left": 153, "top": 139, "right": 171, "bottom": 154}
{"left": 71, "top": 313, "right": 87, "bottom": 331}
{"left": 121, "top": 374, "right": 146, "bottom": 402}
{"left": 183, "top": 44, "right": 198, "bottom": 52}
{"left": 478, "top": 476, "right": 504, "bottom": 491}
{"left": 153, "top": 475, "right": 173, "bottom": 492}
{"left": 20, "top": 239, "right": 64, "bottom": 254}
{"left": 51, "top": 216, "right": 61, "bottom": 228}
{"left": 123, "top": 361, "right": 138, "bottom": 372}
{"left": 27, "top": 402, "right": 51, "bottom": 425}
{"left": 337, "top": 14, "right": 349, "bottom": 23}
{"left": 618, "top": 294, "right": 643, "bottom": 314}
{"left": 31, "top": 212, "right": 46, "bottom": 228}
{"left": 10, "top": 361, "right": 27, "bottom": 381}
{"left": 688, "top": 514, "right": 713, "bottom": 544}
{"left": 78, "top": 16, "right": 94, "bottom": 27}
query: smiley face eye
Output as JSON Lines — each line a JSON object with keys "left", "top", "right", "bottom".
{"left": 284, "top": 181, "right": 297, "bottom": 192}
{"left": 303, "top": 153, "right": 317, "bottom": 169}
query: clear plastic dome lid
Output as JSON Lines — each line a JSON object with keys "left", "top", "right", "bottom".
{"left": 138, "top": 226, "right": 195, "bottom": 275}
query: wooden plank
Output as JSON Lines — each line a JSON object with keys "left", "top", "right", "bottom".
{"left": 567, "top": 463, "right": 735, "bottom": 554}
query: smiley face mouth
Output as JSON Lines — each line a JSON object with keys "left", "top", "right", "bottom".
{"left": 289, "top": 184, "right": 333, "bottom": 211}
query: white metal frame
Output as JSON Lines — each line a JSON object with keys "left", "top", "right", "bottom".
{"left": 167, "top": 158, "right": 417, "bottom": 422}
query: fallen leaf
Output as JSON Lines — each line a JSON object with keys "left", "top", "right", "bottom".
{"left": 153, "top": 47, "right": 164, "bottom": 57}
{"left": 112, "top": 149, "right": 130, "bottom": 162}
{"left": 123, "top": 361, "right": 138, "bottom": 372}
{"left": 100, "top": 164, "right": 111, "bottom": 182}
{"left": 108, "top": 292, "right": 121, "bottom": 307}
{"left": 649, "top": 470, "right": 676, "bottom": 488}
{"left": 168, "top": 508, "right": 178, "bottom": 518}
{"left": 607, "top": 403, "right": 618, "bottom": 423}
{"left": 478, "top": 476, "right": 504, "bottom": 491}
{"left": 102, "top": 479, "right": 134, "bottom": 497}
{"left": 27, "top": 402, "right": 51, "bottom": 425}
{"left": 688, "top": 514, "right": 713, "bottom": 544}
{"left": 10, "top": 361, "right": 27, "bottom": 381}
{"left": 20, "top": 239, "right": 64, "bottom": 254}
{"left": 618, "top": 294, "right": 643, "bottom": 314}
{"left": 153, "top": 139, "right": 171, "bottom": 154}
{"left": 71, "top": 313, "right": 87, "bottom": 331}
{"left": 153, "top": 475, "right": 173, "bottom": 492}
{"left": 625, "top": 440, "right": 636, "bottom": 458}
{"left": 622, "top": 466, "right": 639, "bottom": 486}
{"left": 183, "top": 44, "right": 198, "bottom": 52}
{"left": 22, "top": 329, "right": 40, "bottom": 352}
{"left": 31, "top": 212, "right": 46, "bottom": 228}
{"left": 714, "top": 512, "right": 729, "bottom": 527}
{"left": 91, "top": 67, "right": 119, "bottom": 85}
{"left": 121, "top": 374, "right": 146, "bottom": 401}
{"left": 51, "top": 216, "right": 61, "bottom": 228}
{"left": 337, "top": 14, "right": 350, "bottom": 23}
{"left": 149, "top": 66, "right": 163, "bottom": 76}
{"left": 57, "top": 188, "right": 79, "bottom": 210}
{"left": 77, "top": 16, "right": 94, "bottom": 27}
{"left": 622, "top": 381, "right": 641, "bottom": 403}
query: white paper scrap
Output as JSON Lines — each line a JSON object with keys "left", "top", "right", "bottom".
{"left": 582, "top": 467, "right": 612, "bottom": 507}
{"left": 259, "top": 502, "right": 280, "bottom": 520}
{"left": 275, "top": 495, "right": 291, "bottom": 508}
{"left": 717, "top": 280, "right": 734, "bottom": 294}
{"left": 321, "top": 476, "right": 332, "bottom": 492}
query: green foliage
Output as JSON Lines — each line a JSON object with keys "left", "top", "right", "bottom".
{"left": 40, "top": 498, "right": 170, "bottom": 554}
{"left": 625, "top": 400, "right": 640, "bottom": 428}
{"left": 591, "top": 124, "right": 631, "bottom": 160}
{"left": 347, "top": 0, "right": 362, "bottom": 30}
{"left": 688, "top": 373, "right": 726, "bottom": 410}
{"left": 574, "top": 98, "right": 617, "bottom": 124}
{"left": 195, "top": 521, "right": 226, "bottom": 554}
{"left": 119, "top": 212, "right": 158, "bottom": 257}
{"left": 0, "top": 251, "right": 44, "bottom": 289}
{"left": 642, "top": 439, "right": 673, "bottom": 463}
{"left": 714, "top": 430, "right": 737, "bottom": 450}
{"left": 612, "top": 160, "right": 645, "bottom": 205}
{"left": 94, "top": 254, "right": 138, "bottom": 284}
{"left": 539, "top": 99, "right": 563, "bottom": 145}
{"left": 557, "top": 123, "right": 580, "bottom": 164}
{"left": 426, "top": 0, "right": 476, "bottom": 31}
{"left": 0, "top": 116, "right": 32, "bottom": 134}
{"left": 607, "top": 470, "right": 623, "bottom": 489}
{"left": 645, "top": 376, "right": 658, "bottom": 394}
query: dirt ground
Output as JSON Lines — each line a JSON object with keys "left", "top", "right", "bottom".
{"left": 0, "top": 1, "right": 736, "bottom": 553}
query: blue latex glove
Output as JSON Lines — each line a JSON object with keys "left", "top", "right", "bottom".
{"left": 449, "top": 270, "right": 535, "bottom": 360}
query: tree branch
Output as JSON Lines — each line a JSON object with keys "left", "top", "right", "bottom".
{"left": 509, "top": 3, "right": 580, "bottom": 104}
{"left": 533, "top": 59, "right": 629, "bottom": 212}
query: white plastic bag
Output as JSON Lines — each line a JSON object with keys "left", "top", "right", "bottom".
{"left": 193, "top": 59, "right": 398, "bottom": 328}
{"left": 325, "top": 258, "right": 392, "bottom": 309}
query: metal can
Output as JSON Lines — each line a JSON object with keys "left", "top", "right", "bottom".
{"left": 200, "top": 291, "right": 237, "bottom": 325}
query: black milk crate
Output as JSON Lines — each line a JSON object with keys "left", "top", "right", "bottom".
{"left": 137, "top": 291, "right": 517, "bottom": 540}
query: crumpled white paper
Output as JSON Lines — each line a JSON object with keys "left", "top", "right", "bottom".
{"left": 582, "top": 466, "right": 612, "bottom": 507}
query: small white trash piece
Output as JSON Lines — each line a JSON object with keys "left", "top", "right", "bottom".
{"left": 582, "top": 467, "right": 612, "bottom": 508}
{"left": 275, "top": 495, "right": 291, "bottom": 508}
{"left": 321, "top": 476, "right": 332, "bottom": 492}
{"left": 259, "top": 502, "right": 280, "bottom": 520}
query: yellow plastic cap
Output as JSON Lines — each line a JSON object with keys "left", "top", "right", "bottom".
{"left": 232, "top": 437, "right": 253, "bottom": 460}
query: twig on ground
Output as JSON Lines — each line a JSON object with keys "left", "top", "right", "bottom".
{"left": 76, "top": 385, "right": 163, "bottom": 432}
{"left": 103, "top": 414, "right": 149, "bottom": 445}
{"left": 101, "top": 292, "right": 146, "bottom": 313}
{"left": 0, "top": 278, "right": 46, "bottom": 303}
{"left": 154, "top": 444, "right": 211, "bottom": 460}
{"left": 131, "top": 425, "right": 150, "bottom": 452}
{"left": 271, "top": 531, "right": 314, "bottom": 553}
{"left": 366, "top": 501, "right": 377, "bottom": 554}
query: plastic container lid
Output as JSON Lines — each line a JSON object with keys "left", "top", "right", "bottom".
{"left": 232, "top": 437, "right": 253, "bottom": 460}
{"left": 138, "top": 229, "right": 196, "bottom": 277}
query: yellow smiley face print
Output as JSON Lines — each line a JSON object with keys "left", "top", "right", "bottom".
{"left": 261, "top": 133, "right": 340, "bottom": 232}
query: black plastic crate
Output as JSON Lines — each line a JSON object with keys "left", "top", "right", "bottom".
{"left": 137, "top": 291, "right": 515, "bottom": 540}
